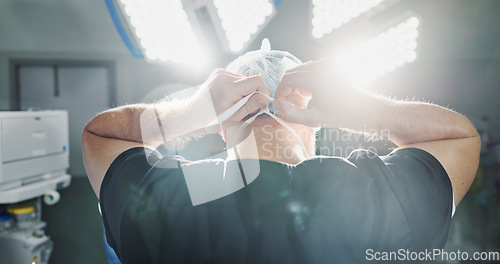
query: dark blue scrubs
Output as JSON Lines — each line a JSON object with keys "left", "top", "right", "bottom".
{"left": 99, "top": 147, "right": 453, "bottom": 264}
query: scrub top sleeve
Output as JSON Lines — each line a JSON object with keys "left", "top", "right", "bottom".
{"left": 99, "top": 147, "right": 160, "bottom": 257}
{"left": 380, "top": 147, "right": 453, "bottom": 249}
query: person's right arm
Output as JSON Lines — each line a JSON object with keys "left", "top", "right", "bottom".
{"left": 274, "top": 58, "right": 480, "bottom": 206}
{"left": 83, "top": 69, "right": 270, "bottom": 196}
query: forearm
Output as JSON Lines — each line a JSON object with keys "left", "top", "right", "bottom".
{"left": 84, "top": 93, "right": 217, "bottom": 145}
{"left": 349, "top": 92, "right": 479, "bottom": 146}
{"left": 84, "top": 104, "right": 154, "bottom": 142}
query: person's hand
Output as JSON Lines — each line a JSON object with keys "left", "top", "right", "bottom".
{"left": 200, "top": 68, "right": 271, "bottom": 123}
{"left": 274, "top": 58, "right": 364, "bottom": 128}
{"left": 162, "top": 69, "right": 270, "bottom": 140}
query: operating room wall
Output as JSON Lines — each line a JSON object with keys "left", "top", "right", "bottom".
{"left": 0, "top": 0, "right": 210, "bottom": 177}
{"left": 0, "top": 52, "right": 202, "bottom": 110}
{"left": 222, "top": 0, "right": 500, "bottom": 140}
{"left": 1, "top": 0, "right": 500, "bottom": 164}
{"left": 0, "top": 0, "right": 127, "bottom": 110}
{"left": 0, "top": 51, "right": 207, "bottom": 178}
{"left": 2, "top": 0, "right": 499, "bottom": 129}
{"left": 371, "top": 0, "right": 500, "bottom": 140}
{"left": 0, "top": 0, "right": 207, "bottom": 110}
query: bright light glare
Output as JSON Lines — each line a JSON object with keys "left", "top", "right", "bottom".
{"left": 336, "top": 17, "right": 420, "bottom": 85}
{"left": 119, "top": 0, "right": 205, "bottom": 65}
{"left": 213, "top": 0, "right": 274, "bottom": 52}
{"left": 312, "top": 0, "right": 386, "bottom": 39}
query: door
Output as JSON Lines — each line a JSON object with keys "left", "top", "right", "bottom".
{"left": 18, "top": 64, "right": 112, "bottom": 177}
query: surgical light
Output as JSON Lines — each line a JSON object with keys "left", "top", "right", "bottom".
{"left": 116, "top": 0, "right": 206, "bottom": 65}
{"left": 212, "top": 0, "right": 275, "bottom": 52}
{"left": 311, "top": 0, "right": 387, "bottom": 39}
{"left": 336, "top": 16, "right": 420, "bottom": 85}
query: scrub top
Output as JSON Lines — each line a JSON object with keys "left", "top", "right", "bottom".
{"left": 99, "top": 147, "right": 453, "bottom": 264}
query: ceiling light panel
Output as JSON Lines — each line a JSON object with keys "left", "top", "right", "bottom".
{"left": 337, "top": 16, "right": 420, "bottom": 84}
{"left": 117, "top": 0, "right": 205, "bottom": 65}
{"left": 312, "top": 0, "right": 387, "bottom": 39}
{"left": 213, "top": 0, "right": 275, "bottom": 52}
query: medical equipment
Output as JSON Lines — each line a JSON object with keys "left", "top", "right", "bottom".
{"left": 0, "top": 199, "right": 53, "bottom": 264}
{"left": 0, "top": 212, "right": 14, "bottom": 232}
{"left": 0, "top": 110, "right": 71, "bottom": 264}
{"left": 0, "top": 110, "right": 71, "bottom": 203}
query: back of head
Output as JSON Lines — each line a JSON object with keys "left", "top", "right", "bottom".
{"left": 225, "top": 39, "right": 302, "bottom": 114}
{"left": 224, "top": 40, "right": 316, "bottom": 160}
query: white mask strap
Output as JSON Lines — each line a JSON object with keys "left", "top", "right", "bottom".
{"left": 206, "top": 92, "right": 263, "bottom": 127}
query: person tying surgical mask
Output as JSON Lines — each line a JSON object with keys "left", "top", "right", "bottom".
{"left": 82, "top": 39, "right": 480, "bottom": 263}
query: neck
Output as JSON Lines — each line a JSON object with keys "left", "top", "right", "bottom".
{"left": 225, "top": 116, "right": 315, "bottom": 165}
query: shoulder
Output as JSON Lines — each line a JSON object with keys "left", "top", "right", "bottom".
{"left": 353, "top": 148, "right": 453, "bottom": 249}
{"left": 298, "top": 149, "right": 452, "bottom": 249}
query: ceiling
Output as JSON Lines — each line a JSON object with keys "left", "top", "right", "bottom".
{"left": 1, "top": 0, "right": 499, "bottom": 60}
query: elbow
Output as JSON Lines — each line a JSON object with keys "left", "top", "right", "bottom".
{"left": 456, "top": 114, "right": 481, "bottom": 140}
{"left": 468, "top": 123, "right": 482, "bottom": 160}
{"left": 466, "top": 132, "right": 481, "bottom": 175}
{"left": 83, "top": 111, "right": 106, "bottom": 137}
{"left": 473, "top": 133, "right": 481, "bottom": 159}
{"left": 83, "top": 119, "right": 96, "bottom": 138}
{"left": 82, "top": 114, "right": 102, "bottom": 155}
{"left": 466, "top": 124, "right": 481, "bottom": 155}
{"left": 83, "top": 108, "right": 131, "bottom": 138}
{"left": 83, "top": 105, "right": 146, "bottom": 142}
{"left": 464, "top": 118, "right": 481, "bottom": 158}
{"left": 82, "top": 115, "right": 98, "bottom": 151}
{"left": 469, "top": 125, "right": 481, "bottom": 139}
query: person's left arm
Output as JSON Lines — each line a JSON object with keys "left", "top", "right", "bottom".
{"left": 82, "top": 69, "right": 271, "bottom": 196}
